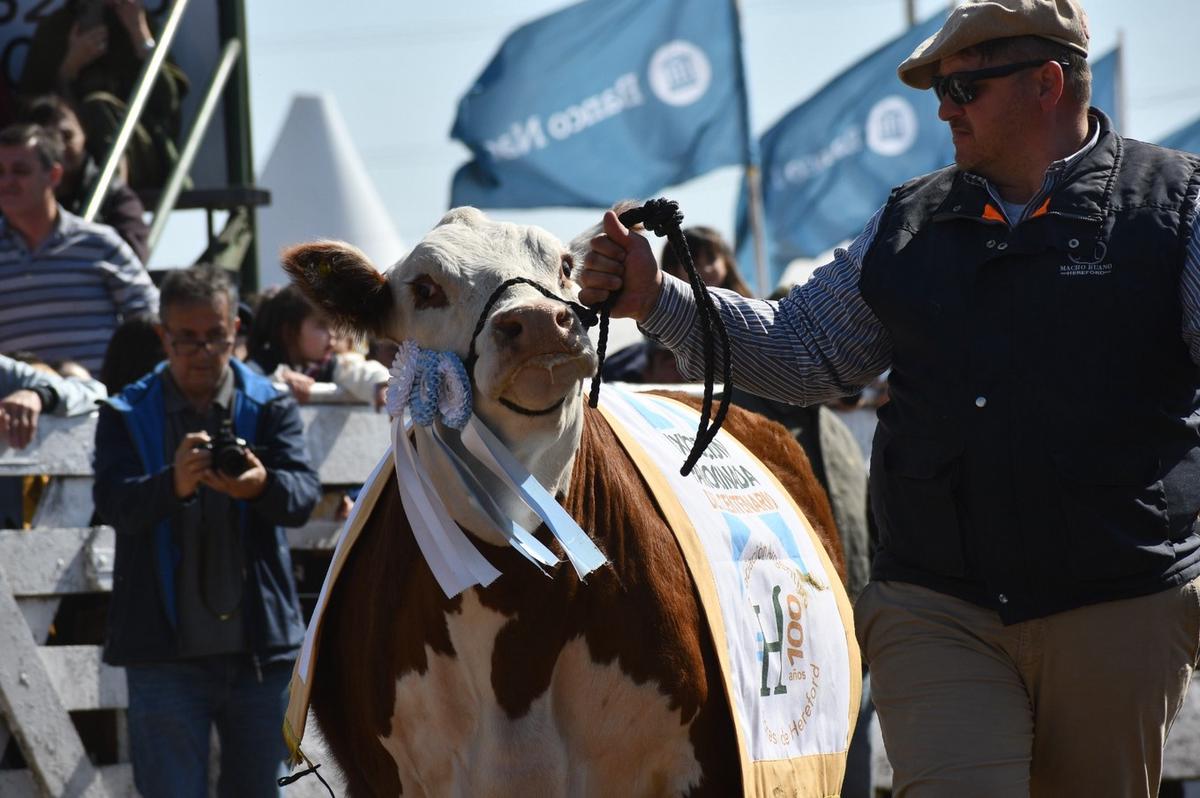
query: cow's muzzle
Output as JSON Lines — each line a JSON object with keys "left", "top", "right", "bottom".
{"left": 463, "top": 277, "right": 598, "bottom": 387}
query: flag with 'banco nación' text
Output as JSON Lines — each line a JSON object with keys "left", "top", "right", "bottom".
{"left": 450, "top": 0, "right": 750, "bottom": 210}
{"left": 735, "top": 10, "right": 952, "bottom": 288}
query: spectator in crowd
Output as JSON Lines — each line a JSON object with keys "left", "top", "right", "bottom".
{"left": 99, "top": 312, "right": 163, "bottom": 394}
{"left": 1, "top": 351, "right": 106, "bottom": 449}
{"left": 92, "top": 263, "right": 319, "bottom": 797}
{"left": 580, "top": 0, "right": 1200, "bottom": 794}
{"left": 247, "top": 284, "right": 388, "bottom": 409}
{"left": 602, "top": 226, "right": 755, "bottom": 384}
{"left": 661, "top": 224, "right": 754, "bottom": 296}
{"left": 21, "top": 93, "right": 149, "bottom": 262}
{"left": 0, "top": 352, "right": 106, "bottom": 529}
{"left": 18, "top": 0, "right": 189, "bottom": 191}
{"left": 0, "top": 123, "right": 158, "bottom": 373}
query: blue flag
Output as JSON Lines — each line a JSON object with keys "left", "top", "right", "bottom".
{"left": 1161, "top": 115, "right": 1200, "bottom": 154}
{"left": 736, "top": 25, "right": 1128, "bottom": 293}
{"left": 735, "top": 10, "right": 955, "bottom": 290}
{"left": 1089, "top": 47, "right": 1121, "bottom": 126}
{"left": 450, "top": 0, "right": 750, "bottom": 210}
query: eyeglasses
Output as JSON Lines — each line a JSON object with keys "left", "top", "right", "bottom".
{"left": 166, "top": 332, "right": 234, "bottom": 356}
{"left": 931, "top": 59, "right": 1069, "bottom": 106}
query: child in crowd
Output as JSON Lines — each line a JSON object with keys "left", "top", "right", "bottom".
{"left": 247, "top": 285, "right": 388, "bottom": 409}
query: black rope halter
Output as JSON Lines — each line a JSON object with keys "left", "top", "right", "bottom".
{"left": 460, "top": 203, "right": 732, "bottom": 478}
{"left": 594, "top": 198, "right": 732, "bottom": 477}
{"left": 463, "top": 276, "right": 599, "bottom": 408}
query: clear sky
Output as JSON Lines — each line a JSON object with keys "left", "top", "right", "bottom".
{"left": 151, "top": 0, "right": 1200, "bottom": 280}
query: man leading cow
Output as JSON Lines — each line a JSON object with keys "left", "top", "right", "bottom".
{"left": 580, "top": 0, "right": 1200, "bottom": 795}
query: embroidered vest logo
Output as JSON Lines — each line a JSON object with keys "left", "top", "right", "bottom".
{"left": 1061, "top": 241, "right": 1112, "bottom": 277}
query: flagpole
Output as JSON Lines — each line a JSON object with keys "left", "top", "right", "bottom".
{"left": 905, "top": 0, "right": 916, "bottom": 26}
{"left": 1115, "top": 29, "right": 1127, "bottom": 132}
{"left": 745, "top": 166, "right": 769, "bottom": 295}
{"left": 731, "top": 0, "right": 769, "bottom": 296}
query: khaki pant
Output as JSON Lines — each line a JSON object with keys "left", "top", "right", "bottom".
{"left": 855, "top": 578, "right": 1200, "bottom": 797}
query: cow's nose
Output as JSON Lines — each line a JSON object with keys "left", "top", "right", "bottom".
{"left": 490, "top": 304, "right": 575, "bottom": 349}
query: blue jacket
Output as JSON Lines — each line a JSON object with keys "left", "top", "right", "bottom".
{"left": 94, "top": 359, "right": 320, "bottom": 666}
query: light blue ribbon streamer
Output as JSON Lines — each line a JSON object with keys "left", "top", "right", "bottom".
{"left": 393, "top": 417, "right": 501, "bottom": 597}
{"left": 427, "top": 425, "right": 559, "bottom": 574}
{"left": 461, "top": 416, "right": 607, "bottom": 580}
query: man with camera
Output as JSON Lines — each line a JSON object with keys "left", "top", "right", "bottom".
{"left": 93, "top": 263, "right": 320, "bottom": 797}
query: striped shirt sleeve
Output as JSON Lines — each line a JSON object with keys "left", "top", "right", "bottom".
{"left": 101, "top": 237, "right": 159, "bottom": 318}
{"left": 639, "top": 209, "right": 892, "bottom": 406}
{"left": 1181, "top": 187, "right": 1200, "bottom": 365}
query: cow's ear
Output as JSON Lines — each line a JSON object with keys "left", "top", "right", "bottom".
{"left": 281, "top": 240, "right": 394, "bottom": 337}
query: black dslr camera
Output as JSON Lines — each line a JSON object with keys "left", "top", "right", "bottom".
{"left": 207, "top": 417, "right": 251, "bottom": 477}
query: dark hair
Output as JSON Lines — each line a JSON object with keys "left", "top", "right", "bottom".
{"left": 660, "top": 225, "right": 753, "bottom": 298}
{"left": 20, "top": 94, "right": 80, "bottom": 131}
{"left": 0, "top": 122, "right": 63, "bottom": 170}
{"left": 964, "top": 35, "right": 1091, "bottom": 109}
{"left": 159, "top": 263, "right": 240, "bottom": 321}
{"left": 247, "top": 284, "right": 318, "bottom": 374}
{"left": 100, "top": 314, "right": 164, "bottom": 394}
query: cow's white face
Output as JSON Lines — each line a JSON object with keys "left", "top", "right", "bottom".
{"left": 283, "top": 208, "right": 598, "bottom": 538}
{"left": 379, "top": 208, "right": 596, "bottom": 442}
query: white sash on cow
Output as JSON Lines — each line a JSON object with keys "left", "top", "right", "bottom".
{"left": 597, "top": 387, "right": 861, "bottom": 798}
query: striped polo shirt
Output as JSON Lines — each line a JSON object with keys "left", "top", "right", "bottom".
{"left": 0, "top": 208, "right": 159, "bottom": 373}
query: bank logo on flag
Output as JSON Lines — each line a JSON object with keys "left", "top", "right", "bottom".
{"left": 450, "top": 0, "right": 749, "bottom": 210}
{"left": 866, "top": 96, "right": 919, "bottom": 157}
{"left": 735, "top": 9, "right": 953, "bottom": 289}
{"left": 650, "top": 40, "right": 712, "bottom": 106}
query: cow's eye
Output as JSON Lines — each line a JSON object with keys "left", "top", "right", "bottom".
{"left": 560, "top": 254, "right": 574, "bottom": 281}
{"left": 408, "top": 275, "right": 447, "bottom": 309}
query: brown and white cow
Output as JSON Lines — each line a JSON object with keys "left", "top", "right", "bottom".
{"left": 282, "top": 207, "right": 845, "bottom": 797}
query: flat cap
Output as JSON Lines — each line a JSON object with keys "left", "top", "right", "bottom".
{"left": 898, "top": 0, "right": 1090, "bottom": 90}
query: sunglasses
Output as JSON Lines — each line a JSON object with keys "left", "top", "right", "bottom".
{"left": 931, "top": 59, "right": 1070, "bottom": 105}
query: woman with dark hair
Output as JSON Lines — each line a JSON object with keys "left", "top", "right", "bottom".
{"left": 247, "top": 284, "right": 388, "bottom": 408}
{"left": 603, "top": 226, "right": 753, "bottom": 384}
{"left": 659, "top": 225, "right": 753, "bottom": 298}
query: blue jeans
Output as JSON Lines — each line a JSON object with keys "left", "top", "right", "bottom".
{"left": 125, "top": 654, "right": 293, "bottom": 798}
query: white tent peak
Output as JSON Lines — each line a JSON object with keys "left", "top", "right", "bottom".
{"left": 255, "top": 92, "right": 405, "bottom": 291}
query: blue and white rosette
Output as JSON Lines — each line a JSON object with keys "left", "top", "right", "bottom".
{"left": 387, "top": 342, "right": 606, "bottom": 598}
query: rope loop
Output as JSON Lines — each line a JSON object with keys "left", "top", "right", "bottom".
{"left": 594, "top": 198, "right": 732, "bottom": 476}
{"left": 617, "top": 198, "right": 683, "bottom": 238}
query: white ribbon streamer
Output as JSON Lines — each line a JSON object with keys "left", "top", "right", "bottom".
{"left": 426, "top": 425, "right": 559, "bottom": 573}
{"left": 461, "top": 416, "right": 607, "bottom": 580}
{"left": 392, "top": 418, "right": 501, "bottom": 597}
